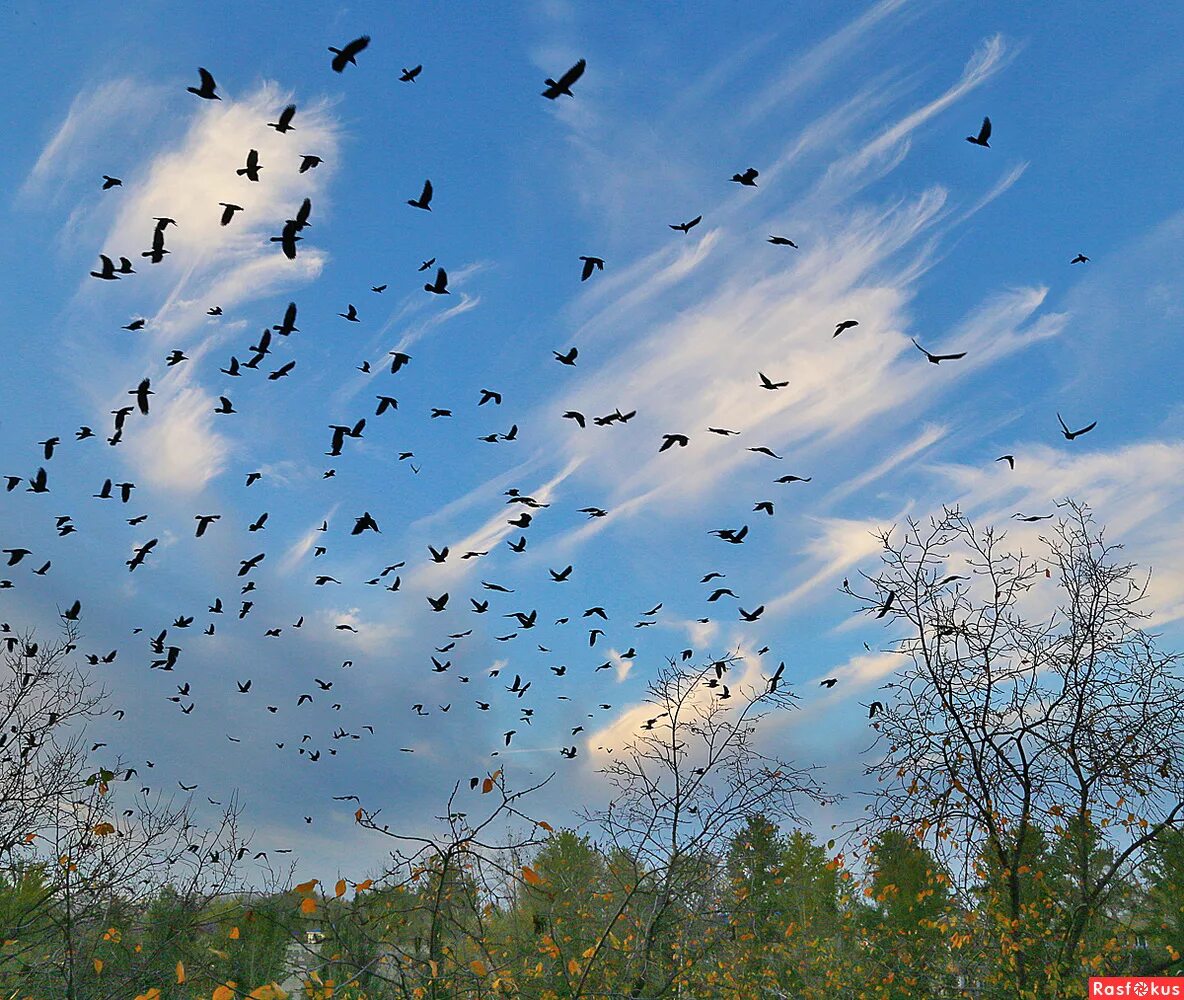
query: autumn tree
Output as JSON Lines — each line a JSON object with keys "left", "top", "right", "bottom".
{"left": 849, "top": 501, "right": 1184, "bottom": 995}
{"left": 580, "top": 651, "right": 832, "bottom": 998}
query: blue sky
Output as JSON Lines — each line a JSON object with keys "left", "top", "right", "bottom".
{"left": 2, "top": 0, "right": 1183, "bottom": 880}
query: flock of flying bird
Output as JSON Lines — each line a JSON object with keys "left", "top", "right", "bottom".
{"left": 2, "top": 36, "right": 1101, "bottom": 855}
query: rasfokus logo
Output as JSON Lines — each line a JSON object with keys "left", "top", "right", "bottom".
{"left": 1090, "top": 979, "right": 1184, "bottom": 997}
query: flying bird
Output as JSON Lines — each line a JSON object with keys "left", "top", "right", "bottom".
{"left": 407, "top": 179, "right": 433, "bottom": 211}
{"left": 579, "top": 256, "right": 604, "bottom": 281}
{"left": 268, "top": 104, "right": 296, "bottom": 133}
{"left": 400, "top": 65, "right": 422, "bottom": 82}
{"left": 1057, "top": 413, "right": 1097, "bottom": 440}
{"left": 329, "top": 35, "right": 370, "bottom": 73}
{"left": 912, "top": 338, "right": 966, "bottom": 364}
{"left": 237, "top": 149, "right": 262, "bottom": 182}
{"left": 670, "top": 215, "right": 702, "bottom": 233}
{"left": 424, "top": 267, "right": 449, "bottom": 294}
{"left": 966, "top": 116, "right": 992, "bottom": 147}
{"left": 730, "top": 167, "right": 758, "bottom": 186}
{"left": 542, "top": 58, "right": 585, "bottom": 99}
{"left": 187, "top": 67, "right": 220, "bottom": 100}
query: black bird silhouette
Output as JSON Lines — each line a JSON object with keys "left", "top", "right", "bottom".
{"left": 407, "top": 179, "right": 433, "bottom": 210}
{"left": 194, "top": 514, "right": 220, "bottom": 537}
{"left": 912, "top": 338, "right": 966, "bottom": 364}
{"left": 126, "top": 538, "right": 158, "bottom": 572}
{"left": 542, "top": 58, "right": 585, "bottom": 99}
{"left": 1057, "top": 413, "right": 1097, "bottom": 440}
{"left": 768, "top": 236, "right": 798, "bottom": 247}
{"left": 869, "top": 701, "right": 883, "bottom": 719}
{"left": 767, "top": 662, "right": 785, "bottom": 693}
{"left": 298, "top": 154, "right": 322, "bottom": 173}
{"left": 730, "top": 167, "right": 759, "bottom": 186}
{"left": 1070, "top": 253, "right": 1090, "bottom": 264}
{"left": 90, "top": 254, "right": 120, "bottom": 280}
{"left": 670, "top": 215, "right": 702, "bottom": 233}
{"left": 427, "top": 592, "right": 449, "bottom": 612}
{"left": 579, "top": 256, "right": 604, "bottom": 281}
{"left": 101, "top": 175, "right": 122, "bottom": 190}
{"left": 996, "top": 455, "right": 1015, "bottom": 470}
{"left": 273, "top": 302, "right": 299, "bottom": 336}
{"left": 142, "top": 227, "right": 169, "bottom": 264}
{"left": 130, "top": 378, "right": 153, "bottom": 415}
{"left": 270, "top": 219, "right": 301, "bottom": 259}
{"left": 329, "top": 35, "right": 370, "bottom": 73}
{"left": 659, "top": 434, "right": 690, "bottom": 452}
{"left": 966, "top": 116, "right": 992, "bottom": 147}
{"left": 187, "top": 68, "right": 220, "bottom": 100}
{"left": 400, "top": 64, "right": 423, "bottom": 82}
{"left": 758, "top": 371, "right": 788, "bottom": 390}
{"left": 339, "top": 303, "right": 360, "bottom": 322}
{"left": 424, "top": 267, "right": 449, "bottom": 294}
{"left": 833, "top": 319, "right": 859, "bottom": 337}
{"left": 553, "top": 347, "right": 578, "bottom": 366}
{"left": 268, "top": 104, "right": 296, "bottom": 133}
{"left": 27, "top": 467, "right": 49, "bottom": 493}
{"left": 237, "top": 149, "right": 262, "bottom": 181}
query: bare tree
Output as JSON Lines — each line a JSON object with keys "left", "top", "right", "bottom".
{"left": 847, "top": 501, "right": 1184, "bottom": 989}
{"left": 0, "top": 622, "right": 102, "bottom": 854}
{"left": 581, "top": 650, "right": 831, "bottom": 998}
{"left": 0, "top": 623, "right": 257, "bottom": 999}
{"left": 326, "top": 772, "right": 555, "bottom": 999}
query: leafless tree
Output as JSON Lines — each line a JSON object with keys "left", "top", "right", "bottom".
{"left": 847, "top": 500, "right": 1184, "bottom": 989}
{"left": 0, "top": 622, "right": 102, "bottom": 854}
{"left": 581, "top": 650, "right": 832, "bottom": 998}
{"left": 0, "top": 623, "right": 256, "bottom": 999}
{"left": 322, "top": 772, "right": 555, "bottom": 999}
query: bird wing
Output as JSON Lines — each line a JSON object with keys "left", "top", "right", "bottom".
{"left": 559, "top": 58, "right": 586, "bottom": 88}
{"left": 420, "top": 178, "right": 433, "bottom": 203}
{"left": 198, "top": 67, "right": 217, "bottom": 91}
{"left": 345, "top": 35, "right": 370, "bottom": 59}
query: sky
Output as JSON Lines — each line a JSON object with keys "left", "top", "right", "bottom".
{"left": 1, "top": 0, "right": 1183, "bottom": 881}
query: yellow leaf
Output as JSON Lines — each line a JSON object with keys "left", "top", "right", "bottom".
{"left": 482, "top": 777, "right": 495, "bottom": 794}
{"left": 355, "top": 807, "right": 364, "bottom": 823}
{"left": 213, "top": 985, "right": 238, "bottom": 1000}
{"left": 92, "top": 822, "right": 115, "bottom": 836}
{"left": 295, "top": 878, "right": 319, "bottom": 894}
{"left": 229, "top": 926, "right": 240, "bottom": 939}
{"left": 92, "top": 957, "right": 103, "bottom": 975}
{"left": 521, "top": 865, "right": 543, "bottom": 886}
{"left": 355, "top": 879, "right": 373, "bottom": 893}
{"left": 335, "top": 879, "right": 347, "bottom": 898}
{"left": 429, "top": 959, "right": 439, "bottom": 978}
{"left": 300, "top": 897, "right": 317, "bottom": 914}
{"left": 537, "top": 820, "right": 554, "bottom": 833}
{"left": 176, "top": 960, "right": 186, "bottom": 983}
{"left": 471, "top": 959, "right": 488, "bottom": 976}
{"left": 568, "top": 958, "right": 580, "bottom": 975}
